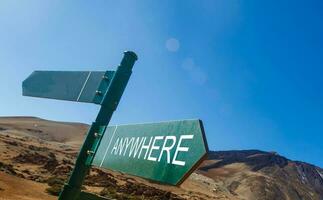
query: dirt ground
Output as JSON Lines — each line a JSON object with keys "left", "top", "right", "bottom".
{"left": 0, "top": 172, "right": 56, "bottom": 200}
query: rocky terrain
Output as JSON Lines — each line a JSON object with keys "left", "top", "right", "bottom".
{"left": 0, "top": 117, "right": 322, "bottom": 200}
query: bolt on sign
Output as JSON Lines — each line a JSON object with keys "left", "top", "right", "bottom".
{"left": 22, "top": 51, "right": 209, "bottom": 200}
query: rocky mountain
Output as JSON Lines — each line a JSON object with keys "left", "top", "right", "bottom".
{"left": 200, "top": 150, "right": 323, "bottom": 200}
{"left": 0, "top": 117, "right": 322, "bottom": 200}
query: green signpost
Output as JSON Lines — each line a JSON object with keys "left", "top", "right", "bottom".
{"left": 23, "top": 71, "right": 115, "bottom": 104}
{"left": 22, "top": 51, "right": 209, "bottom": 200}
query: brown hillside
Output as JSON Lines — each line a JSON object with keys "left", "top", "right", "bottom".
{"left": 0, "top": 117, "right": 322, "bottom": 200}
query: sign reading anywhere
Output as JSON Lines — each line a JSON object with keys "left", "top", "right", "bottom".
{"left": 92, "top": 119, "right": 208, "bottom": 185}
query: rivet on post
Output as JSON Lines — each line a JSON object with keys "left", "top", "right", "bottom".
{"left": 94, "top": 132, "right": 101, "bottom": 138}
{"left": 87, "top": 150, "right": 94, "bottom": 155}
{"left": 96, "top": 90, "right": 102, "bottom": 96}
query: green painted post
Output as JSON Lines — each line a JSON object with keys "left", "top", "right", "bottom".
{"left": 58, "top": 51, "right": 138, "bottom": 200}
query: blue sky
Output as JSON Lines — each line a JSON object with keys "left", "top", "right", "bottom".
{"left": 0, "top": 1, "right": 322, "bottom": 167}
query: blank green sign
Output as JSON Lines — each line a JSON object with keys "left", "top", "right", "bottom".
{"left": 92, "top": 119, "right": 208, "bottom": 185}
{"left": 22, "top": 71, "right": 115, "bottom": 104}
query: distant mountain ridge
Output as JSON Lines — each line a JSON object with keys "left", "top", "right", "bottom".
{"left": 199, "top": 150, "right": 323, "bottom": 199}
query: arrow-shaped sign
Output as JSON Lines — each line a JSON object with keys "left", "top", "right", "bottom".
{"left": 92, "top": 119, "right": 208, "bottom": 185}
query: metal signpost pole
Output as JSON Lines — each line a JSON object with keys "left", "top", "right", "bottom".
{"left": 58, "top": 51, "right": 138, "bottom": 200}
{"left": 22, "top": 50, "right": 208, "bottom": 200}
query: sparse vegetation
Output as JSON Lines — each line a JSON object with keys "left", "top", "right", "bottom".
{"left": 46, "top": 184, "right": 62, "bottom": 196}
{"left": 26, "top": 128, "right": 43, "bottom": 133}
{"left": 3, "top": 140, "right": 18, "bottom": 146}
{"left": 84, "top": 168, "right": 117, "bottom": 187}
{"left": 0, "top": 161, "right": 16, "bottom": 175}
{"left": 100, "top": 186, "right": 145, "bottom": 200}
{"left": 47, "top": 176, "right": 65, "bottom": 186}
{"left": 99, "top": 182, "right": 183, "bottom": 200}
{"left": 45, "top": 176, "right": 65, "bottom": 196}
{"left": 28, "top": 144, "right": 49, "bottom": 151}
{"left": 14, "top": 152, "right": 49, "bottom": 165}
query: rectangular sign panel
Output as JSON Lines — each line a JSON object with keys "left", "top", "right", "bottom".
{"left": 92, "top": 119, "right": 208, "bottom": 185}
{"left": 22, "top": 71, "right": 115, "bottom": 104}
